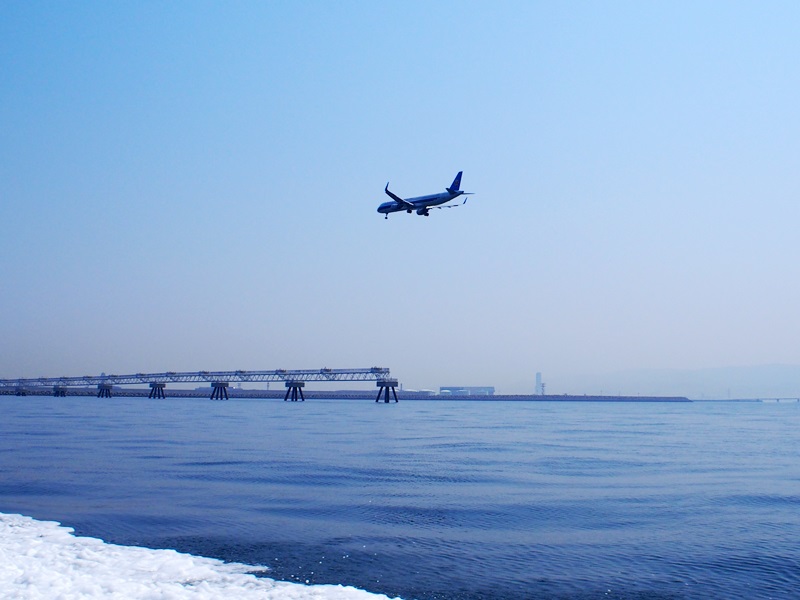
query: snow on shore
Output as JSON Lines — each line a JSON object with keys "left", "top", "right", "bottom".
{"left": 1, "top": 513, "right": 399, "bottom": 600}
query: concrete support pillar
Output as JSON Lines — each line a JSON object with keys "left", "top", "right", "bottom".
{"left": 97, "top": 384, "right": 113, "bottom": 398}
{"left": 149, "top": 383, "right": 166, "bottom": 399}
{"left": 210, "top": 382, "right": 229, "bottom": 401}
{"left": 375, "top": 379, "right": 399, "bottom": 403}
{"left": 53, "top": 386, "right": 67, "bottom": 397}
{"left": 284, "top": 380, "right": 305, "bottom": 402}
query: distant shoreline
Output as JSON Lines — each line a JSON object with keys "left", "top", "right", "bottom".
{"left": 1, "top": 388, "right": 692, "bottom": 402}
{"left": 408, "top": 394, "right": 693, "bottom": 402}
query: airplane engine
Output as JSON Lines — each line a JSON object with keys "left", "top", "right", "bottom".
{"left": 416, "top": 208, "right": 429, "bottom": 216}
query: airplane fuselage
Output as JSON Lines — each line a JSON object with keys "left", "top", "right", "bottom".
{"left": 377, "top": 171, "right": 470, "bottom": 218}
{"left": 377, "top": 190, "right": 464, "bottom": 216}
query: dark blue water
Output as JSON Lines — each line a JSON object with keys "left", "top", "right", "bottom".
{"left": 1, "top": 396, "right": 799, "bottom": 599}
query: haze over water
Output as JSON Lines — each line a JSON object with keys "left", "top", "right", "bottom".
{"left": 4, "top": 3, "right": 800, "bottom": 393}
{"left": 2, "top": 396, "right": 799, "bottom": 599}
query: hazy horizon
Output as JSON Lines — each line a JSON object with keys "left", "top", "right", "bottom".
{"left": 3, "top": 2, "right": 800, "bottom": 395}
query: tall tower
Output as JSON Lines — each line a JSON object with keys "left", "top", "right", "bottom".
{"left": 535, "top": 372, "right": 544, "bottom": 395}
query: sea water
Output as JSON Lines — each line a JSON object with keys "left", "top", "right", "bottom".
{"left": 1, "top": 396, "right": 798, "bottom": 599}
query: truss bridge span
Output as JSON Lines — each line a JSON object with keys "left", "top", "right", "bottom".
{"left": 0, "top": 367, "right": 400, "bottom": 402}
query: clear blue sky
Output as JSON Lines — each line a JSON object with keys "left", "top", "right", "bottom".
{"left": 2, "top": 1, "right": 800, "bottom": 394}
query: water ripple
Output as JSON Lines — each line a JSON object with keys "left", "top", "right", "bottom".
{"left": 2, "top": 397, "right": 800, "bottom": 599}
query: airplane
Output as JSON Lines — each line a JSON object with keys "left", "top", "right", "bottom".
{"left": 377, "top": 171, "right": 473, "bottom": 218}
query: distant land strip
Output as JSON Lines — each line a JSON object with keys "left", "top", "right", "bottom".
{"left": 0, "top": 388, "right": 691, "bottom": 402}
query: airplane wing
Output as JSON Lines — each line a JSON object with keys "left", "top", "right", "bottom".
{"left": 385, "top": 183, "right": 414, "bottom": 209}
{"left": 433, "top": 198, "right": 469, "bottom": 209}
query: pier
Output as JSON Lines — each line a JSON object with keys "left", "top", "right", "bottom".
{"left": 376, "top": 379, "right": 399, "bottom": 403}
{"left": 0, "top": 368, "right": 396, "bottom": 401}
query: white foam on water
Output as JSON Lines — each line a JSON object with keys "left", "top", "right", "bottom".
{"left": 0, "top": 512, "right": 400, "bottom": 600}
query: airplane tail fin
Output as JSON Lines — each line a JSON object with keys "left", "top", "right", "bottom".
{"left": 446, "top": 171, "right": 463, "bottom": 193}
